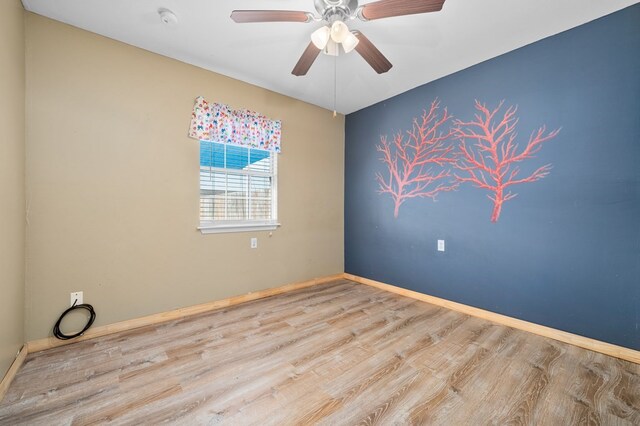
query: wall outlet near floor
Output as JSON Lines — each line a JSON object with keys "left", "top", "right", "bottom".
{"left": 70, "top": 291, "right": 83, "bottom": 306}
{"left": 250, "top": 237, "right": 258, "bottom": 249}
{"left": 437, "top": 240, "right": 445, "bottom": 252}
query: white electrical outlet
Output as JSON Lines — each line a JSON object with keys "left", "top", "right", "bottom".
{"left": 250, "top": 237, "right": 258, "bottom": 249}
{"left": 437, "top": 240, "right": 445, "bottom": 252}
{"left": 70, "top": 291, "right": 83, "bottom": 306}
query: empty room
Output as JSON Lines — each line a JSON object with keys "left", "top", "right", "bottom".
{"left": 1, "top": 0, "right": 639, "bottom": 424}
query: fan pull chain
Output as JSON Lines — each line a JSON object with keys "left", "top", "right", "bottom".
{"left": 333, "top": 52, "right": 337, "bottom": 118}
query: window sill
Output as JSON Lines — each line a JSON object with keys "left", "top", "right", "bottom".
{"left": 198, "top": 222, "right": 280, "bottom": 234}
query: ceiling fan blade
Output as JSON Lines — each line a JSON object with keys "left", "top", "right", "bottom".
{"left": 359, "top": 0, "right": 445, "bottom": 21}
{"left": 230, "top": 10, "right": 313, "bottom": 23}
{"left": 292, "top": 42, "right": 322, "bottom": 76}
{"left": 352, "top": 31, "right": 393, "bottom": 74}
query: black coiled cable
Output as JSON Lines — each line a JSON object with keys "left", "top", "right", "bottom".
{"left": 53, "top": 300, "right": 97, "bottom": 340}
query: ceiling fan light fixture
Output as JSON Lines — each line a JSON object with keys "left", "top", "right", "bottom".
{"left": 311, "top": 26, "right": 331, "bottom": 49}
{"left": 342, "top": 31, "right": 359, "bottom": 53}
{"left": 232, "top": 0, "right": 450, "bottom": 76}
{"left": 330, "top": 20, "right": 350, "bottom": 43}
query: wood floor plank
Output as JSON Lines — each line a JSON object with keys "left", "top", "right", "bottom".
{"left": 1, "top": 279, "right": 638, "bottom": 425}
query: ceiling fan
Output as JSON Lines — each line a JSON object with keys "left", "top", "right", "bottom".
{"left": 231, "top": 0, "right": 446, "bottom": 76}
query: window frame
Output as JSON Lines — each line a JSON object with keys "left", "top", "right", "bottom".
{"left": 198, "top": 141, "right": 279, "bottom": 235}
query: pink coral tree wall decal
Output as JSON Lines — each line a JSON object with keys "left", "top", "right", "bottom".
{"left": 453, "top": 100, "right": 561, "bottom": 222}
{"left": 375, "top": 99, "right": 458, "bottom": 218}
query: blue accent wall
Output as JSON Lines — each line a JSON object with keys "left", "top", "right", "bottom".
{"left": 344, "top": 5, "right": 640, "bottom": 350}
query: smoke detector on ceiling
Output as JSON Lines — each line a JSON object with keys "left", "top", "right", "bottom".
{"left": 158, "top": 8, "right": 178, "bottom": 25}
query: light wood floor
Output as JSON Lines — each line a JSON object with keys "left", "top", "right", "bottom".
{"left": 1, "top": 279, "right": 638, "bottom": 425}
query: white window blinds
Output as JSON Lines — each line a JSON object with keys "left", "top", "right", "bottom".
{"left": 199, "top": 141, "right": 277, "bottom": 228}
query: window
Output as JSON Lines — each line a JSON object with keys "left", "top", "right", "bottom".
{"left": 198, "top": 141, "right": 278, "bottom": 234}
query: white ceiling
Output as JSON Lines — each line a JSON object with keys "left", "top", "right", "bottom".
{"left": 21, "top": 0, "right": 639, "bottom": 114}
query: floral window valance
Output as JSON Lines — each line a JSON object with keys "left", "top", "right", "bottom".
{"left": 188, "top": 96, "right": 281, "bottom": 153}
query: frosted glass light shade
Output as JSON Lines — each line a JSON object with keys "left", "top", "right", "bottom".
{"left": 311, "top": 26, "right": 331, "bottom": 49}
{"left": 330, "top": 20, "right": 350, "bottom": 43}
{"left": 342, "top": 31, "right": 359, "bottom": 53}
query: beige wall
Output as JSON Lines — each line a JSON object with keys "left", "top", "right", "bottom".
{"left": 0, "top": 0, "right": 25, "bottom": 375}
{"left": 25, "top": 14, "right": 344, "bottom": 341}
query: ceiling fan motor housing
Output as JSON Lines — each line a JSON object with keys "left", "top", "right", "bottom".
{"left": 314, "top": 0, "right": 359, "bottom": 21}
